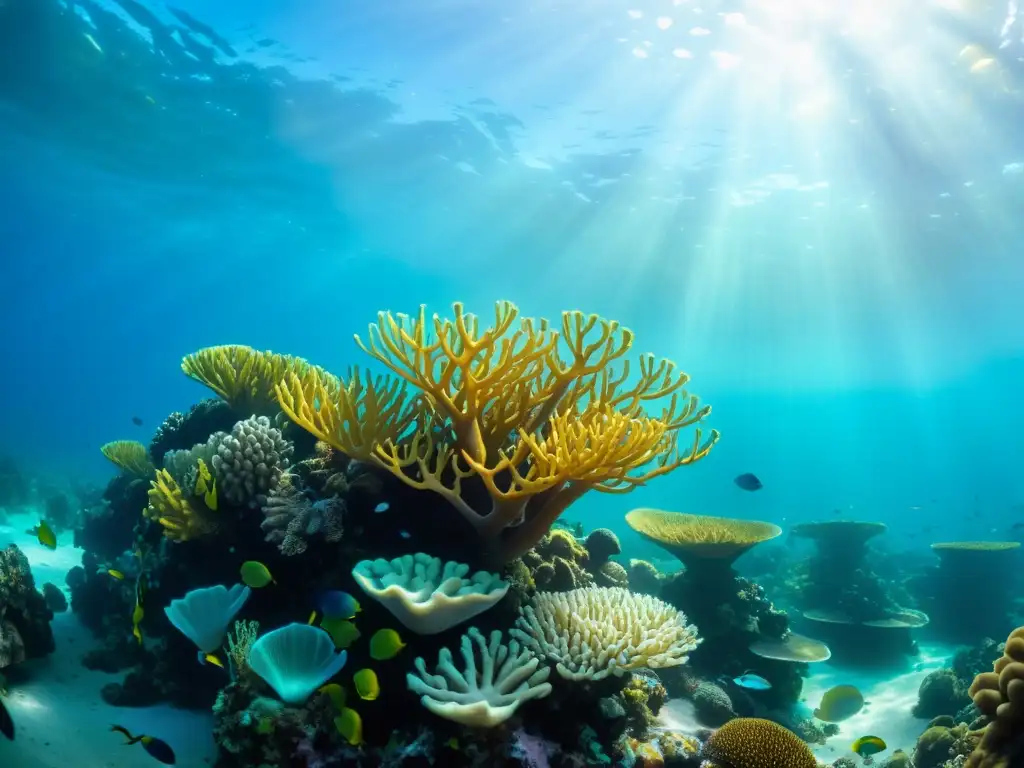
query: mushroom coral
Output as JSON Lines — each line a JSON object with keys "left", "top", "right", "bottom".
{"left": 702, "top": 717, "right": 817, "bottom": 768}
{"left": 274, "top": 301, "right": 718, "bottom": 563}
{"left": 965, "top": 626, "right": 1024, "bottom": 768}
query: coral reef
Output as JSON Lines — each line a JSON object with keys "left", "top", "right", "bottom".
{"left": 964, "top": 625, "right": 1024, "bottom": 767}
{"left": 275, "top": 301, "right": 718, "bottom": 564}
{"left": 702, "top": 717, "right": 817, "bottom": 767}
{"left": 627, "top": 509, "right": 811, "bottom": 708}
{"left": 911, "top": 542, "right": 1021, "bottom": 644}
{"left": 0, "top": 545, "right": 55, "bottom": 669}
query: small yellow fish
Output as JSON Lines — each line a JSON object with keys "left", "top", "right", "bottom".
{"left": 307, "top": 610, "right": 317, "bottom": 625}
{"left": 318, "top": 683, "right": 346, "bottom": 711}
{"left": 202, "top": 654, "right": 224, "bottom": 669}
{"left": 34, "top": 521, "right": 57, "bottom": 550}
{"left": 240, "top": 561, "right": 274, "bottom": 588}
{"left": 204, "top": 478, "right": 217, "bottom": 511}
{"left": 132, "top": 624, "right": 143, "bottom": 645}
{"left": 814, "top": 684, "right": 865, "bottom": 722}
{"left": 194, "top": 460, "right": 218, "bottom": 510}
{"left": 334, "top": 707, "right": 362, "bottom": 746}
{"left": 353, "top": 669, "right": 379, "bottom": 701}
{"left": 851, "top": 735, "right": 887, "bottom": 757}
{"left": 106, "top": 569, "right": 125, "bottom": 580}
{"left": 320, "top": 618, "right": 361, "bottom": 650}
{"left": 369, "top": 628, "right": 405, "bottom": 661}
{"left": 131, "top": 598, "right": 144, "bottom": 645}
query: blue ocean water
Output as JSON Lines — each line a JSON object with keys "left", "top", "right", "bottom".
{"left": 1, "top": 0, "right": 1023, "bottom": 766}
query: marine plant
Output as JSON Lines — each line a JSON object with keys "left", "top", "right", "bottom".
{"left": 273, "top": 301, "right": 718, "bottom": 563}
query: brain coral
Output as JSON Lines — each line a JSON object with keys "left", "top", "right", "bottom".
{"left": 703, "top": 717, "right": 817, "bottom": 768}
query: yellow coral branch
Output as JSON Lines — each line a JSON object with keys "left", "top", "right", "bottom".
{"left": 143, "top": 469, "right": 215, "bottom": 542}
{"left": 182, "top": 345, "right": 318, "bottom": 415}
{"left": 100, "top": 441, "right": 155, "bottom": 477}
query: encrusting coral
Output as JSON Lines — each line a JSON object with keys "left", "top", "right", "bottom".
{"left": 274, "top": 301, "right": 718, "bottom": 563}
{"left": 511, "top": 586, "right": 700, "bottom": 680}
{"left": 965, "top": 625, "right": 1024, "bottom": 768}
{"left": 406, "top": 626, "right": 553, "bottom": 727}
{"left": 100, "top": 440, "right": 155, "bottom": 477}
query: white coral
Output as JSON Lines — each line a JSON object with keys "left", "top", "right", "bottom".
{"left": 510, "top": 586, "right": 700, "bottom": 681}
{"left": 209, "top": 415, "right": 293, "bottom": 507}
{"left": 406, "top": 627, "right": 552, "bottom": 727}
{"left": 352, "top": 553, "right": 508, "bottom": 635}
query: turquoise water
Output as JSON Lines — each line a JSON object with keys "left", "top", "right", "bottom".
{"left": 1, "top": 1, "right": 1023, "bottom": 767}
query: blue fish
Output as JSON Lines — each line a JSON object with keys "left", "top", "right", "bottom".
{"left": 734, "top": 473, "right": 763, "bottom": 491}
{"left": 317, "top": 590, "right": 361, "bottom": 620}
{"left": 733, "top": 673, "right": 772, "bottom": 690}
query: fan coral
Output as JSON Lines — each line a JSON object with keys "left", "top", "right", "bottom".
{"left": 100, "top": 440, "right": 155, "bottom": 476}
{"left": 208, "top": 415, "right": 294, "bottom": 507}
{"left": 247, "top": 623, "right": 348, "bottom": 704}
{"left": 702, "top": 717, "right": 817, "bottom": 768}
{"left": 406, "top": 626, "right": 552, "bottom": 727}
{"left": 164, "top": 584, "right": 251, "bottom": 655}
{"left": 275, "top": 301, "right": 718, "bottom": 563}
{"left": 261, "top": 478, "right": 344, "bottom": 556}
{"left": 511, "top": 586, "right": 700, "bottom": 680}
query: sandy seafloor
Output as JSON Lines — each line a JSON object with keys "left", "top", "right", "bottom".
{"left": 0, "top": 510, "right": 216, "bottom": 767}
{"left": 0, "top": 509, "right": 947, "bottom": 767}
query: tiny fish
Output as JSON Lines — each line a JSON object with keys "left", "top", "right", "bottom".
{"left": 132, "top": 416, "right": 143, "bottom": 426}
{"left": 240, "top": 561, "right": 274, "bottom": 588}
{"left": 399, "top": 530, "right": 411, "bottom": 539}
{"left": 106, "top": 569, "right": 126, "bottom": 580}
{"left": 851, "top": 735, "right": 887, "bottom": 757}
{"left": 320, "top": 617, "right": 361, "bottom": 650}
{"left": 317, "top": 590, "right": 361, "bottom": 620}
{"left": 733, "top": 672, "right": 772, "bottom": 690}
{"left": 369, "top": 628, "right": 405, "bottom": 660}
{"left": 734, "top": 473, "right": 763, "bottom": 491}
{"left": 34, "top": 521, "right": 57, "bottom": 550}
{"left": 110, "top": 725, "right": 176, "bottom": 765}
{"left": 132, "top": 601, "right": 145, "bottom": 645}
{"left": 0, "top": 696, "right": 12, "bottom": 740}
{"left": 353, "top": 668, "right": 379, "bottom": 701}
{"left": 374, "top": 502, "right": 390, "bottom": 513}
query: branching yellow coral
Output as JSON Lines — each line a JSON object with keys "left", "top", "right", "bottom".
{"left": 181, "top": 344, "right": 323, "bottom": 415}
{"left": 100, "top": 440, "right": 155, "bottom": 477}
{"left": 143, "top": 469, "right": 216, "bottom": 542}
{"left": 275, "top": 301, "right": 718, "bottom": 562}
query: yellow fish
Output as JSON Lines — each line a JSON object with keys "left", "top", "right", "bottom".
{"left": 814, "top": 685, "right": 865, "bottom": 722}
{"left": 334, "top": 707, "right": 362, "bottom": 746}
{"left": 106, "top": 569, "right": 125, "bottom": 580}
{"left": 131, "top": 598, "right": 144, "bottom": 645}
{"left": 201, "top": 653, "right": 224, "bottom": 669}
{"left": 240, "top": 561, "right": 274, "bottom": 588}
{"left": 321, "top": 618, "right": 361, "bottom": 650}
{"left": 353, "top": 669, "right": 379, "bottom": 701}
{"left": 34, "top": 521, "right": 57, "bottom": 550}
{"left": 318, "top": 683, "right": 346, "bottom": 711}
{"left": 851, "top": 735, "right": 887, "bottom": 757}
{"left": 369, "top": 628, "right": 405, "bottom": 661}
{"left": 194, "top": 460, "right": 217, "bottom": 510}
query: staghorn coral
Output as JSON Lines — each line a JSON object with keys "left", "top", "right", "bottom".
{"left": 511, "top": 586, "right": 700, "bottom": 680}
{"left": 143, "top": 468, "right": 217, "bottom": 542}
{"left": 100, "top": 440, "right": 155, "bottom": 476}
{"left": 275, "top": 301, "right": 718, "bottom": 563}
{"left": 260, "top": 477, "right": 344, "bottom": 556}
{"left": 207, "top": 415, "right": 294, "bottom": 508}
{"left": 181, "top": 345, "right": 320, "bottom": 416}
{"left": 406, "top": 626, "right": 552, "bottom": 727}
{"left": 965, "top": 626, "right": 1024, "bottom": 768}
{"left": 702, "top": 717, "right": 817, "bottom": 768}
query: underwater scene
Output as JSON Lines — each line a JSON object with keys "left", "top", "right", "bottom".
{"left": 2, "top": 0, "right": 1024, "bottom": 766}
